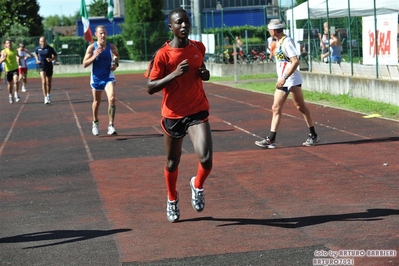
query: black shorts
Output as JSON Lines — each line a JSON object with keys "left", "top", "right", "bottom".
{"left": 278, "top": 84, "right": 302, "bottom": 94}
{"left": 38, "top": 65, "right": 54, "bottom": 77}
{"left": 161, "top": 110, "right": 209, "bottom": 139}
{"left": 6, "top": 69, "right": 18, "bottom": 82}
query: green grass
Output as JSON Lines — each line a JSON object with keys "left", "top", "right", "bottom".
{"left": 211, "top": 74, "right": 399, "bottom": 121}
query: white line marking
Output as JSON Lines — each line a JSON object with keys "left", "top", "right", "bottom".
{"left": 222, "top": 120, "right": 262, "bottom": 139}
{"left": 0, "top": 95, "right": 29, "bottom": 156}
{"left": 66, "top": 92, "right": 94, "bottom": 162}
{"left": 117, "top": 97, "right": 137, "bottom": 113}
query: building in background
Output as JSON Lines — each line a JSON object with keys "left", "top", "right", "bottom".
{"left": 77, "top": 0, "right": 282, "bottom": 38}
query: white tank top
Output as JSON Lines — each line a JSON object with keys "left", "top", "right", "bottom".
{"left": 18, "top": 50, "right": 28, "bottom": 68}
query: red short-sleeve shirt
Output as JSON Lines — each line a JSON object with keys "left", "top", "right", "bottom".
{"left": 145, "top": 40, "right": 210, "bottom": 119}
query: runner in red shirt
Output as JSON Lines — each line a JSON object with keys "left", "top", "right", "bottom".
{"left": 145, "top": 8, "right": 213, "bottom": 223}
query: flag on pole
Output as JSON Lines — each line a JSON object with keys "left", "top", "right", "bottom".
{"left": 80, "top": 0, "right": 93, "bottom": 43}
{"left": 108, "top": 0, "right": 114, "bottom": 22}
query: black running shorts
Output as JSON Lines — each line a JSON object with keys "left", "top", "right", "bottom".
{"left": 161, "top": 110, "right": 209, "bottom": 139}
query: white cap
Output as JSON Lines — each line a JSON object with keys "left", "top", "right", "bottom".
{"left": 268, "top": 19, "right": 285, "bottom": 30}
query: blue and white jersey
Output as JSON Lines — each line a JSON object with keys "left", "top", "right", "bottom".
{"left": 91, "top": 42, "right": 115, "bottom": 85}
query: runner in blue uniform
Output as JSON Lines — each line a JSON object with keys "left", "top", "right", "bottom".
{"left": 34, "top": 37, "right": 58, "bottom": 104}
{"left": 82, "top": 25, "right": 120, "bottom": 136}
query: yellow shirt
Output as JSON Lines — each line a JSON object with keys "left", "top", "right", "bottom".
{"left": 2, "top": 48, "right": 19, "bottom": 72}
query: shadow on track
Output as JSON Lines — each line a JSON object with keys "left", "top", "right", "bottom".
{"left": 181, "top": 208, "right": 399, "bottom": 228}
{"left": 0, "top": 229, "right": 132, "bottom": 249}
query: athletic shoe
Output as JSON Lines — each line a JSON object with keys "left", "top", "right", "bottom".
{"left": 107, "top": 124, "right": 117, "bottom": 135}
{"left": 303, "top": 134, "right": 320, "bottom": 146}
{"left": 92, "top": 121, "right": 100, "bottom": 136}
{"left": 166, "top": 196, "right": 180, "bottom": 223}
{"left": 15, "top": 93, "right": 21, "bottom": 102}
{"left": 190, "top": 176, "right": 205, "bottom": 212}
{"left": 44, "top": 96, "right": 49, "bottom": 104}
{"left": 9, "top": 96, "right": 14, "bottom": 104}
{"left": 21, "top": 86, "right": 26, "bottom": 92}
{"left": 47, "top": 95, "right": 51, "bottom": 104}
{"left": 255, "top": 136, "right": 276, "bottom": 149}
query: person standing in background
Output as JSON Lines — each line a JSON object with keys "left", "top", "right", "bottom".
{"left": 320, "top": 31, "right": 343, "bottom": 65}
{"left": 267, "top": 36, "right": 277, "bottom": 62}
{"left": 319, "top": 21, "right": 330, "bottom": 62}
{"left": 0, "top": 39, "right": 20, "bottom": 104}
{"left": 17, "top": 43, "right": 33, "bottom": 92}
{"left": 35, "top": 36, "right": 58, "bottom": 104}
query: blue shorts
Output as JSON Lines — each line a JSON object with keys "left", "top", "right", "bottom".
{"left": 91, "top": 78, "right": 115, "bottom": 91}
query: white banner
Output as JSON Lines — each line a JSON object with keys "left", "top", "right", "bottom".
{"left": 201, "top": 34, "right": 215, "bottom": 54}
{"left": 362, "top": 13, "right": 398, "bottom": 65}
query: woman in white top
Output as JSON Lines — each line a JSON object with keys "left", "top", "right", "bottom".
{"left": 320, "top": 32, "right": 343, "bottom": 64}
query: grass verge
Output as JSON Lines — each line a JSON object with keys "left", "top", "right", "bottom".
{"left": 210, "top": 74, "right": 399, "bottom": 121}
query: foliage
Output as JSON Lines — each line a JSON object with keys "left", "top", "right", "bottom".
{"left": 9, "top": 24, "right": 30, "bottom": 40}
{"left": 51, "top": 35, "right": 129, "bottom": 59}
{"left": 89, "top": 0, "right": 108, "bottom": 17}
{"left": 122, "top": 0, "right": 168, "bottom": 61}
{"left": 0, "top": 0, "right": 43, "bottom": 37}
{"left": 44, "top": 15, "right": 78, "bottom": 28}
{"left": 205, "top": 25, "right": 269, "bottom": 42}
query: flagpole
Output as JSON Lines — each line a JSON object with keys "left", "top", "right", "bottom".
{"left": 108, "top": 0, "right": 114, "bottom": 35}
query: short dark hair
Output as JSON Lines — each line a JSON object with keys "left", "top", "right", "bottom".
{"left": 168, "top": 8, "right": 188, "bottom": 23}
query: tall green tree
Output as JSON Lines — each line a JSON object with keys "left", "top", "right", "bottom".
{"left": 44, "top": 15, "right": 77, "bottom": 29}
{"left": 122, "top": 0, "right": 168, "bottom": 61}
{"left": 0, "top": 0, "right": 43, "bottom": 37}
{"left": 89, "top": 0, "right": 108, "bottom": 17}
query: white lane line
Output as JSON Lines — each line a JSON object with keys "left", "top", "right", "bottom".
{"left": 117, "top": 97, "right": 137, "bottom": 113}
{"left": 66, "top": 92, "right": 94, "bottom": 162}
{"left": 222, "top": 120, "right": 262, "bottom": 139}
{"left": 0, "top": 94, "right": 29, "bottom": 156}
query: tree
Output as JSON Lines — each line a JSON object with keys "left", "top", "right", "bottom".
{"left": 44, "top": 15, "right": 77, "bottom": 29}
{"left": 89, "top": 0, "right": 108, "bottom": 17}
{"left": 0, "top": 0, "right": 43, "bottom": 37}
{"left": 122, "top": 0, "right": 168, "bottom": 61}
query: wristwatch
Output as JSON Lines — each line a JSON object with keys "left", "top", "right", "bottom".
{"left": 283, "top": 74, "right": 288, "bottom": 79}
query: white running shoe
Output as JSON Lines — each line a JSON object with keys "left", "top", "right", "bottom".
{"left": 107, "top": 124, "right": 117, "bottom": 135}
{"left": 22, "top": 86, "right": 26, "bottom": 92}
{"left": 9, "top": 96, "right": 14, "bottom": 104}
{"left": 47, "top": 95, "right": 51, "bottom": 104}
{"left": 92, "top": 121, "right": 100, "bottom": 136}
{"left": 166, "top": 196, "right": 180, "bottom": 223}
{"left": 303, "top": 134, "right": 320, "bottom": 146}
{"left": 190, "top": 176, "right": 205, "bottom": 212}
{"left": 44, "top": 96, "right": 49, "bottom": 104}
{"left": 15, "top": 93, "right": 21, "bottom": 102}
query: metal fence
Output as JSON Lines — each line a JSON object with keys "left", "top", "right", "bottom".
{"left": 285, "top": 0, "right": 399, "bottom": 78}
